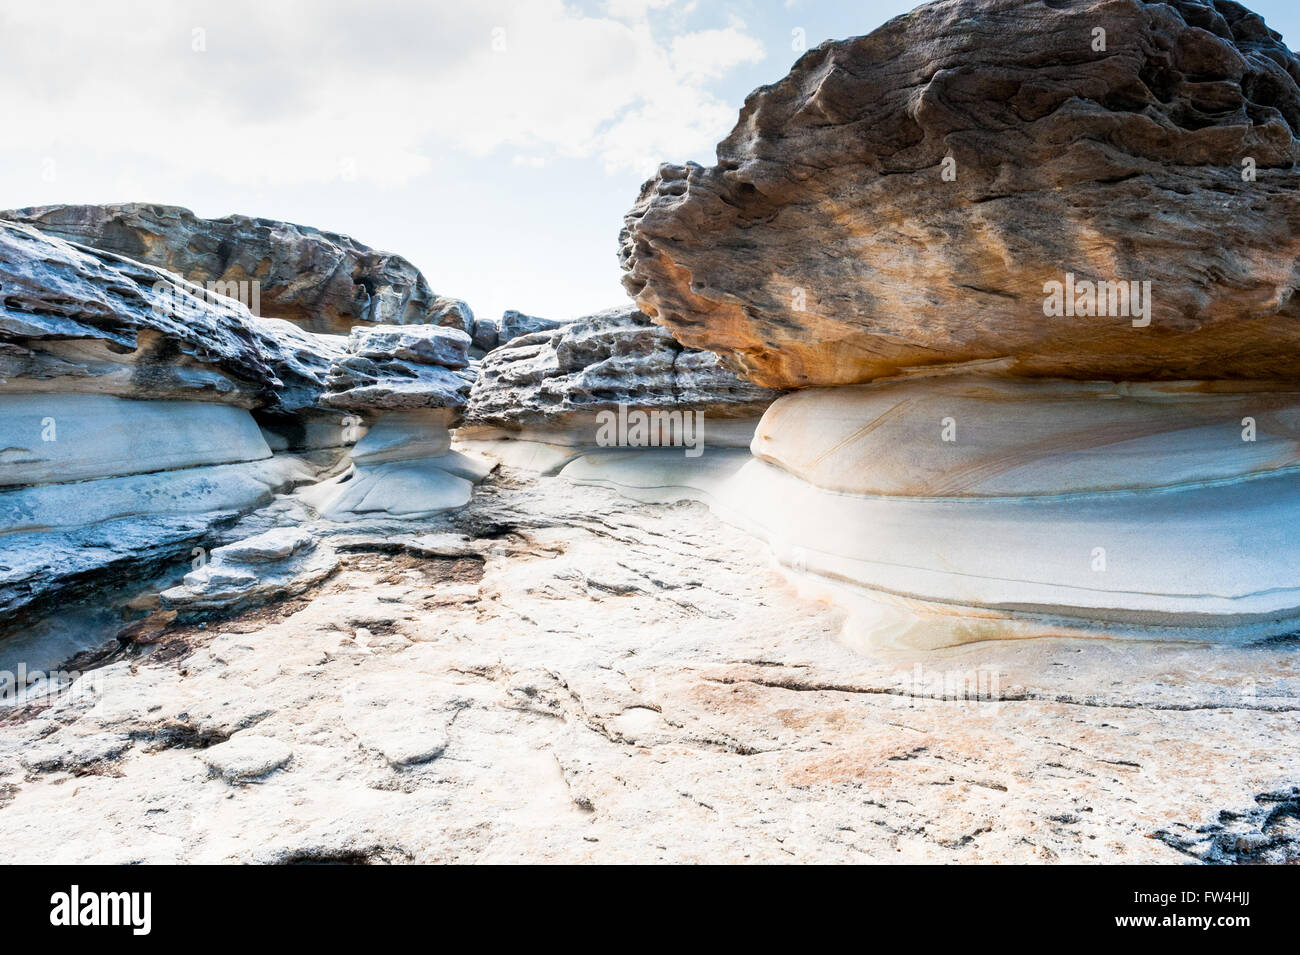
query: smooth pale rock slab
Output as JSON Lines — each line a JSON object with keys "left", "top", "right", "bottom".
{"left": 349, "top": 409, "right": 454, "bottom": 466}
{"left": 0, "top": 468, "right": 1296, "bottom": 863}
{"left": 301, "top": 460, "right": 473, "bottom": 521}
{"left": 754, "top": 378, "right": 1300, "bottom": 497}
{"left": 559, "top": 378, "right": 1300, "bottom": 646}
{"left": 202, "top": 734, "right": 293, "bottom": 782}
{"left": 0, "top": 455, "right": 315, "bottom": 622}
{"left": 620, "top": 0, "right": 1300, "bottom": 388}
{"left": 0, "top": 394, "right": 271, "bottom": 487}
{"left": 5, "top": 202, "right": 473, "bottom": 336}
{"left": 215, "top": 527, "right": 315, "bottom": 563}
{"left": 342, "top": 675, "right": 456, "bottom": 768}
{"left": 0, "top": 454, "right": 313, "bottom": 535}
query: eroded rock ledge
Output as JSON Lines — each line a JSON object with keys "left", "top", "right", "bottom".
{"left": 301, "top": 324, "right": 490, "bottom": 520}
{"left": 0, "top": 221, "right": 340, "bottom": 628}
{"left": 620, "top": 0, "right": 1300, "bottom": 389}
{"left": 4, "top": 203, "right": 473, "bottom": 336}
{"left": 463, "top": 305, "right": 782, "bottom": 468}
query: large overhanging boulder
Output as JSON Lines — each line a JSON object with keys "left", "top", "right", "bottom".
{"left": 4, "top": 202, "right": 474, "bottom": 336}
{"left": 620, "top": 0, "right": 1300, "bottom": 389}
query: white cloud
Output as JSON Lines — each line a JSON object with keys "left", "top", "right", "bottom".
{"left": 0, "top": 0, "right": 765, "bottom": 187}
{"left": 671, "top": 26, "right": 766, "bottom": 81}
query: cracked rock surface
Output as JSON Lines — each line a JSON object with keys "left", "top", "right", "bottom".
{"left": 0, "top": 469, "right": 1295, "bottom": 863}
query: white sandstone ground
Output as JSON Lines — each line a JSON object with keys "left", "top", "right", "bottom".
{"left": 0, "top": 467, "right": 1295, "bottom": 864}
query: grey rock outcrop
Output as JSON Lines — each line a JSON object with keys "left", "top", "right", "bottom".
{"left": 466, "top": 305, "right": 781, "bottom": 431}
{"left": 4, "top": 202, "right": 473, "bottom": 336}
{"left": 0, "top": 220, "right": 278, "bottom": 407}
{"left": 0, "top": 221, "right": 334, "bottom": 628}
{"left": 303, "top": 324, "right": 489, "bottom": 520}
{"left": 499, "top": 310, "right": 568, "bottom": 346}
{"left": 321, "top": 324, "right": 473, "bottom": 413}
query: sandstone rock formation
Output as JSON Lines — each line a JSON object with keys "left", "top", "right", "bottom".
{"left": 1, "top": 220, "right": 280, "bottom": 407}
{"left": 5, "top": 203, "right": 473, "bottom": 336}
{"left": 2, "top": 469, "right": 1296, "bottom": 862}
{"left": 464, "top": 305, "right": 781, "bottom": 470}
{"left": 0, "top": 222, "right": 338, "bottom": 627}
{"left": 160, "top": 528, "right": 338, "bottom": 613}
{"left": 302, "top": 324, "right": 489, "bottom": 519}
{"left": 321, "top": 324, "right": 474, "bottom": 412}
{"left": 620, "top": 0, "right": 1300, "bottom": 389}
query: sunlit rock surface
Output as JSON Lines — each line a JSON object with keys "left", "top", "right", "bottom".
{"left": 620, "top": 0, "right": 1300, "bottom": 389}
{"left": 4, "top": 203, "right": 473, "bottom": 336}
{"left": 1, "top": 469, "right": 1296, "bottom": 863}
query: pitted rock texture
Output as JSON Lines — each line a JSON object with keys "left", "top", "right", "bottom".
{"left": 321, "top": 325, "right": 474, "bottom": 413}
{"left": 620, "top": 0, "right": 1300, "bottom": 388}
{"left": 466, "top": 305, "right": 781, "bottom": 429}
{"left": 0, "top": 221, "right": 279, "bottom": 407}
{"left": 4, "top": 203, "right": 473, "bottom": 336}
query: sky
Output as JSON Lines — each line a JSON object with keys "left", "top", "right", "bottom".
{"left": 2, "top": 0, "right": 1299, "bottom": 324}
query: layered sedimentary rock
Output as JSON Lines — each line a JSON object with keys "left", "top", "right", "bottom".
{"left": 5, "top": 203, "right": 473, "bottom": 336}
{"left": 0, "top": 222, "right": 331, "bottom": 625}
{"left": 463, "top": 305, "right": 781, "bottom": 471}
{"left": 620, "top": 0, "right": 1300, "bottom": 389}
{"left": 159, "top": 527, "right": 338, "bottom": 613}
{"left": 601, "top": 0, "right": 1300, "bottom": 646}
{"left": 302, "top": 324, "right": 489, "bottom": 519}
{"left": 737, "top": 380, "right": 1300, "bottom": 645}
{"left": 0, "top": 221, "right": 280, "bottom": 406}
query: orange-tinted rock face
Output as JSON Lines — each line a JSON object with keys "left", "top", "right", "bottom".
{"left": 620, "top": 0, "right": 1300, "bottom": 389}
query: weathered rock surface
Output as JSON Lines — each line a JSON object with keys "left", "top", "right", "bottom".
{"left": 498, "top": 310, "right": 568, "bottom": 346}
{"left": 556, "top": 376, "right": 1300, "bottom": 646}
{"left": 0, "top": 221, "right": 344, "bottom": 627}
{"left": 0, "top": 219, "right": 350, "bottom": 438}
{"left": 321, "top": 324, "right": 473, "bottom": 413}
{"left": 5, "top": 203, "right": 473, "bottom": 336}
{"left": 0, "top": 455, "right": 316, "bottom": 624}
{"left": 620, "top": 0, "right": 1300, "bottom": 388}
{"left": 307, "top": 325, "right": 487, "bottom": 520}
{"left": 466, "top": 305, "right": 781, "bottom": 438}
{"left": 0, "top": 221, "right": 278, "bottom": 406}
{"left": 0, "top": 394, "right": 271, "bottom": 487}
{"left": 0, "top": 469, "right": 1295, "bottom": 862}
{"left": 160, "top": 527, "right": 338, "bottom": 614}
